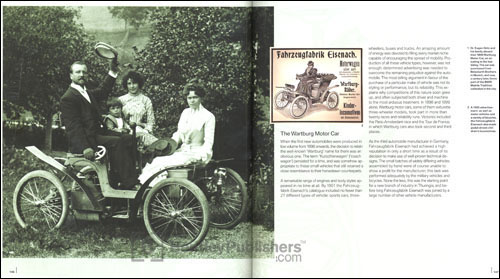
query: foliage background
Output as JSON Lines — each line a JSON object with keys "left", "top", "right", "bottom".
{"left": 2, "top": 6, "right": 275, "bottom": 257}
{"left": 2, "top": 6, "right": 109, "bottom": 150}
{"left": 114, "top": 7, "right": 275, "bottom": 227}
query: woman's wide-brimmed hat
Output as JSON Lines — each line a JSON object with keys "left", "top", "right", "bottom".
{"left": 94, "top": 42, "right": 118, "bottom": 59}
{"left": 146, "top": 138, "right": 178, "bottom": 156}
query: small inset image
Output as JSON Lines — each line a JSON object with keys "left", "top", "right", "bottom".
{"left": 271, "top": 48, "right": 362, "bottom": 122}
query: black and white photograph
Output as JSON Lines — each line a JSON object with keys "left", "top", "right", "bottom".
{"left": 2, "top": 4, "right": 274, "bottom": 261}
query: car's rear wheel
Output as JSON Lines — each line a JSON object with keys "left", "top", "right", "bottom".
{"left": 143, "top": 178, "right": 210, "bottom": 250}
{"left": 275, "top": 90, "right": 290, "bottom": 109}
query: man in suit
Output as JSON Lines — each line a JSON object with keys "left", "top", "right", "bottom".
{"left": 60, "top": 58, "right": 140, "bottom": 190}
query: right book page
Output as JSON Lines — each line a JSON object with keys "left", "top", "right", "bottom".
{"left": 254, "top": 1, "right": 499, "bottom": 277}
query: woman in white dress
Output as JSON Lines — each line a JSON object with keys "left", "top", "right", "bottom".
{"left": 139, "top": 83, "right": 216, "bottom": 183}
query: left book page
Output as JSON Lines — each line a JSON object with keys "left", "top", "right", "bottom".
{"left": 2, "top": 3, "right": 257, "bottom": 278}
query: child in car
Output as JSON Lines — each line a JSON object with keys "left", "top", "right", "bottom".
{"left": 104, "top": 98, "right": 131, "bottom": 134}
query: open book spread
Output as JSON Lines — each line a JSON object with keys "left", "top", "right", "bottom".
{"left": 1, "top": 2, "right": 499, "bottom": 278}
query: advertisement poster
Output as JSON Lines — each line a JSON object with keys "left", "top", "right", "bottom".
{"left": 271, "top": 48, "right": 362, "bottom": 122}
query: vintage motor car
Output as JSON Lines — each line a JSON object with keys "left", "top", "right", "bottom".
{"left": 274, "top": 73, "right": 340, "bottom": 119}
{"left": 12, "top": 142, "right": 248, "bottom": 251}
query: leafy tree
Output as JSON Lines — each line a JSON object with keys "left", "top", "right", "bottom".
{"left": 3, "top": 6, "right": 107, "bottom": 151}
{"left": 252, "top": 7, "right": 274, "bottom": 100}
{"left": 134, "top": 7, "right": 252, "bottom": 168}
{"left": 108, "top": 7, "right": 153, "bottom": 47}
{"left": 108, "top": 7, "right": 153, "bottom": 30}
{"left": 250, "top": 7, "right": 274, "bottom": 228}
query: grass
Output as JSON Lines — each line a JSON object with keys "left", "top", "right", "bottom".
{"left": 3, "top": 219, "right": 270, "bottom": 259}
{"left": 2, "top": 147, "right": 273, "bottom": 259}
